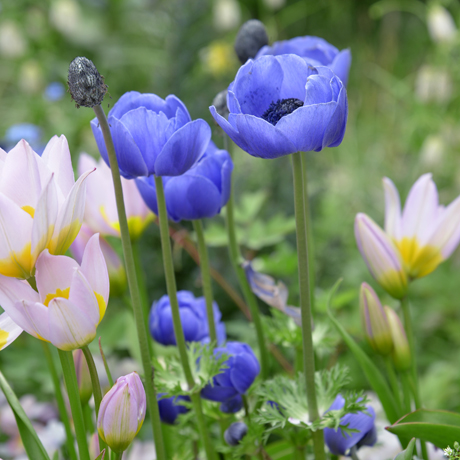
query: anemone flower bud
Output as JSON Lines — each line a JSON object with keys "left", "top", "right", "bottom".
{"left": 220, "top": 394, "right": 243, "bottom": 414}
{"left": 234, "top": 19, "right": 268, "bottom": 64}
{"left": 212, "top": 89, "right": 229, "bottom": 120}
{"left": 354, "top": 213, "right": 408, "bottom": 299}
{"left": 157, "top": 393, "right": 190, "bottom": 425}
{"left": 97, "top": 372, "right": 146, "bottom": 453}
{"left": 384, "top": 307, "right": 411, "bottom": 372}
{"left": 360, "top": 283, "right": 393, "bottom": 356}
{"left": 73, "top": 349, "right": 92, "bottom": 406}
{"left": 68, "top": 57, "right": 108, "bottom": 108}
{"left": 224, "top": 421, "right": 248, "bottom": 446}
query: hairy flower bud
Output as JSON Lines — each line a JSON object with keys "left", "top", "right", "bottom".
{"left": 360, "top": 283, "right": 393, "bottom": 355}
{"left": 384, "top": 306, "right": 411, "bottom": 372}
{"left": 224, "top": 422, "right": 248, "bottom": 446}
{"left": 212, "top": 89, "right": 229, "bottom": 120}
{"left": 68, "top": 56, "right": 107, "bottom": 108}
{"left": 234, "top": 19, "right": 268, "bottom": 64}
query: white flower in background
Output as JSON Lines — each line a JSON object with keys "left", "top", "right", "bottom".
{"left": 415, "top": 65, "right": 452, "bottom": 104}
{"left": 427, "top": 5, "right": 457, "bottom": 44}
{"left": 213, "top": 0, "right": 241, "bottom": 31}
{"left": 49, "top": 0, "right": 82, "bottom": 38}
{"left": 0, "top": 21, "right": 27, "bottom": 57}
{"left": 420, "top": 134, "right": 445, "bottom": 168}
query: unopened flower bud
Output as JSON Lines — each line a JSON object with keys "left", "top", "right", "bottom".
{"left": 212, "top": 89, "right": 229, "bottom": 120}
{"left": 73, "top": 349, "right": 93, "bottom": 406}
{"left": 234, "top": 19, "right": 268, "bottom": 64}
{"left": 384, "top": 306, "right": 411, "bottom": 371}
{"left": 68, "top": 56, "right": 107, "bottom": 108}
{"left": 224, "top": 421, "right": 248, "bottom": 446}
{"left": 360, "top": 283, "right": 393, "bottom": 355}
{"left": 97, "top": 372, "right": 146, "bottom": 453}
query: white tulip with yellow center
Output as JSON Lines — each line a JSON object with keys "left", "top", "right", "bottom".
{"left": 0, "top": 233, "right": 109, "bottom": 351}
{"left": 0, "top": 136, "right": 92, "bottom": 279}
{"left": 78, "top": 154, "right": 154, "bottom": 240}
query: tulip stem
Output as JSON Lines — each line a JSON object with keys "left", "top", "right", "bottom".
{"left": 223, "top": 134, "right": 269, "bottom": 379}
{"left": 300, "top": 151, "right": 315, "bottom": 313}
{"left": 42, "top": 343, "right": 78, "bottom": 460}
{"left": 291, "top": 152, "right": 325, "bottom": 460}
{"left": 154, "top": 174, "right": 217, "bottom": 460}
{"left": 58, "top": 349, "right": 91, "bottom": 460}
{"left": 193, "top": 219, "right": 217, "bottom": 344}
{"left": 350, "top": 446, "right": 361, "bottom": 460}
{"left": 82, "top": 346, "right": 107, "bottom": 453}
{"left": 93, "top": 104, "right": 167, "bottom": 460}
{"left": 384, "top": 356, "right": 402, "bottom": 412}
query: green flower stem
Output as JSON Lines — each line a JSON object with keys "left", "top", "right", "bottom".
{"left": 350, "top": 446, "right": 361, "bottom": 460}
{"left": 112, "top": 452, "right": 122, "bottom": 460}
{"left": 154, "top": 174, "right": 217, "bottom": 460}
{"left": 83, "top": 404, "right": 95, "bottom": 433}
{"left": 82, "top": 346, "right": 107, "bottom": 453}
{"left": 99, "top": 338, "right": 114, "bottom": 387}
{"left": 291, "top": 152, "right": 325, "bottom": 460}
{"left": 300, "top": 151, "right": 315, "bottom": 312}
{"left": 401, "top": 296, "right": 429, "bottom": 460}
{"left": 42, "top": 343, "right": 78, "bottom": 460}
{"left": 93, "top": 104, "right": 166, "bottom": 460}
{"left": 400, "top": 372, "right": 412, "bottom": 414}
{"left": 294, "top": 446, "right": 305, "bottom": 460}
{"left": 58, "top": 349, "right": 91, "bottom": 460}
{"left": 193, "top": 219, "right": 217, "bottom": 343}
{"left": 223, "top": 134, "right": 269, "bottom": 379}
{"left": 384, "top": 356, "right": 402, "bottom": 412}
{"left": 132, "top": 240, "right": 151, "bottom": 333}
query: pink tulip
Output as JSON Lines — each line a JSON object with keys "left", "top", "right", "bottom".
{"left": 78, "top": 154, "right": 153, "bottom": 240}
{"left": 0, "top": 234, "right": 109, "bottom": 351}
{"left": 0, "top": 136, "right": 92, "bottom": 279}
{"left": 97, "top": 372, "right": 146, "bottom": 453}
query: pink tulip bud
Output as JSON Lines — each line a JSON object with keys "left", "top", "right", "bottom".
{"left": 97, "top": 372, "right": 146, "bottom": 453}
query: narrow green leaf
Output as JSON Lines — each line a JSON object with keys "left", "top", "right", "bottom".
{"left": 387, "top": 409, "right": 460, "bottom": 449}
{"left": 326, "top": 279, "right": 400, "bottom": 424}
{"left": 0, "top": 370, "right": 51, "bottom": 460}
{"left": 94, "top": 449, "right": 106, "bottom": 460}
{"left": 265, "top": 440, "right": 296, "bottom": 460}
{"left": 393, "top": 438, "right": 416, "bottom": 459}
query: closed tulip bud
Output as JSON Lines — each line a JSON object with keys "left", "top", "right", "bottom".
{"left": 97, "top": 372, "right": 146, "bottom": 453}
{"left": 384, "top": 307, "right": 411, "bottom": 372}
{"left": 360, "top": 283, "right": 393, "bottom": 355}
{"left": 224, "top": 422, "right": 248, "bottom": 446}
{"left": 73, "top": 349, "right": 92, "bottom": 406}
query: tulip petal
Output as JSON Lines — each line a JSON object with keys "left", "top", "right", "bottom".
{"left": 69, "top": 269, "right": 101, "bottom": 325}
{"left": 41, "top": 135, "right": 75, "bottom": 195}
{"left": 15, "top": 300, "right": 51, "bottom": 342}
{"left": 383, "top": 177, "right": 402, "bottom": 240}
{"left": 164, "top": 175, "right": 222, "bottom": 221}
{"left": 31, "top": 175, "right": 59, "bottom": 260}
{"left": 275, "top": 102, "right": 336, "bottom": 153}
{"left": 35, "top": 249, "right": 79, "bottom": 303}
{"left": 0, "top": 140, "right": 51, "bottom": 209}
{"left": 234, "top": 114, "right": 297, "bottom": 159}
{"left": 330, "top": 48, "right": 352, "bottom": 87}
{"left": 428, "top": 194, "right": 460, "bottom": 258}
{"left": 0, "top": 193, "right": 34, "bottom": 278}
{"left": 0, "top": 312, "right": 23, "bottom": 350}
{"left": 155, "top": 119, "right": 211, "bottom": 177}
{"left": 81, "top": 234, "right": 110, "bottom": 308}
{"left": 401, "top": 173, "right": 438, "bottom": 244}
{"left": 49, "top": 169, "right": 92, "bottom": 255}
{"left": 48, "top": 297, "right": 96, "bottom": 350}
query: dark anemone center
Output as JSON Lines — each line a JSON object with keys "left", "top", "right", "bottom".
{"left": 261, "top": 98, "right": 304, "bottom": 126}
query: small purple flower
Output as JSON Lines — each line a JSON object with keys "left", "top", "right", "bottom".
{"left": 44, "top": 82, "right": 66, "bottom": 101}
{"left": 324, "top": 395, "right": 377, "bottom": 456}
{"left": 224, "top": 422, "right": 248, "bottom": 446}
{"left": 256, "top": 36, "right": 352, "bottom": 86}
{"left": 201, "top": 342, "right": 260, "bottom": 403}
{"left": 157, "top": 393, "right": 190, "bottom": 425}
{"left": 136, "top": 141, "right": 233, "bottom": 221}
{"left": 149, "top": 290, "right": 226, "bottom": 346}
{"left": 210, "top": 55, "right": 347, "bottom": 160}
{"left": 91, "top": 91, "right": 211, "bottom": 179}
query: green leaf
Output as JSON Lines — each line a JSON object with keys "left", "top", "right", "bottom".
{"left": 94, "top": 449, "right": 106, "bottom": 460}
{"left": 393, "top": 438, "right": 416, "bottom": 459}
{"left": 0, "top": 370, "right": 51, "bottom": 460}
{"left": 326, "top": 279, "right": 400, "bottom": 424}
{"left": 387, "top": 409, "right": 460, "bottom": 449}
{"left": 265, "top": 440, "right": 297, "bottom": 459}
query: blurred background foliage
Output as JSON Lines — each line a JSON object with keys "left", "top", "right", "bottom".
{"left": 1, "top": 0, "right": 460, "bottom": 431}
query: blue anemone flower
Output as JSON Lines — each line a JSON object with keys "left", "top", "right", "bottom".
{"left": 220, "top": 395, "right": 243, "bottom": 414}
{"left": 201, "top": 342, "right": 260, "bottom": 403}
{"left": 210, "top": 55, "right": 347, "bottom": 160}
{"left": 324, "top": 395, "right": 377, "bottom": 456}
{"left": 91, "top": 91, "right": 211, "bottom": 178}
{"left": 256, "top": 36, "right": 351, "bottom": 87}
{"left": 136, "top": 140, "right": 233, "bottom": 221}
{"left": 149, "top": 290, "right": 226, "bottom": 346}
{"left": 157, "top": 394, "right": 190, "bottom": 425}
